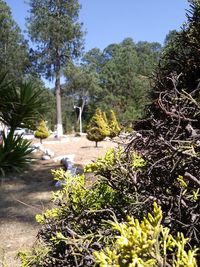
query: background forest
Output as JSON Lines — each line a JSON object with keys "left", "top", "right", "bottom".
{"left": 0, "top": 0, "right": 164, "bottom": 133}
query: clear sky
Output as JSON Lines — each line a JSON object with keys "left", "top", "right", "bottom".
{"left": 5, "top": 0, "right": 189, "bottom": 52}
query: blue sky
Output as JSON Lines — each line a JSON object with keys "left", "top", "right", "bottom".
{"left": 5, "top": 0, "right": 189, "bottom": 52}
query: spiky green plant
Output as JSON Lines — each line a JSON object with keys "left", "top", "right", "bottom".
{"left": 0, "top": 72, "right": 48, "bottom": 174}
{"left": 0, "top": 131, "right": 34, "bottom": 175}
{"left": 0, "top": 76, "right": 47, "bottom": 130}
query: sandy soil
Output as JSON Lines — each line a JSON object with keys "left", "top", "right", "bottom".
{"left": 0, "top": 135, "right": 117, "bottom": 267}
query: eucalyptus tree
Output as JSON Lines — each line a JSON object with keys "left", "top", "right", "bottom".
{"left": 27, "top": 0, "right": 84, "bottom": 137}
{"left": 0, "top": 0, "right": 29, "bottom": 80}
{"left": 63, "top": 64, "right": 102, "bottom": 131}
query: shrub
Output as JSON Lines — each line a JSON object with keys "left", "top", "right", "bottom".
{"left": 19, "top": 146, "right": 200, "bottom": 266}
{"left": 86, "top": 108, "right": 110, "bottom": 147}
{"left": 19, "top": 150, "right": 146, "bottom": 267}
{"left": 94, "top": 202, "right": 198, "bottom": 267}
{"left": 85, "top": 147, "right": 146, "bottom": 195}
{"left": 34, "top": 120, "right": 49, "bottom": 143}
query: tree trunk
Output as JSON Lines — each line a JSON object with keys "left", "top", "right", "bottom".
{"left": 55, "top": 52, "right": 63, "bottom": 138}
{"left": 76, "top": 96, "right": 86, "bottom": 125}
{"left": 95, "top": 141, "right": 98, "bottom": 148}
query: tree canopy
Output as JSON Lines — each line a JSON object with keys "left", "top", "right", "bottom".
{"left": 0, "top": 0, "right": 30, "bottom": 80}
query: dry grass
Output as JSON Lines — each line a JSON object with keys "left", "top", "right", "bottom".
{"left": 0, "top": 135, "right": 117, "bottom": 267}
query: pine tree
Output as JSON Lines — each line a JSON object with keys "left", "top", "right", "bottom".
{"left": 34, "top": 120, "right": 49, "bottom": 143}
{"left": 86, "top": 108, "right": 110, "bottom": 147}
{"left": 156, "top": 0, "right": 200, "bottom": 94}
{"left": 27, "top": 0, "right": 84, "bottom": 138}
{"left": 109, "top": 110, "right": 121, "bottom": 138}
{"left": 0, "top": 0, "right": 30, "bottom": 80}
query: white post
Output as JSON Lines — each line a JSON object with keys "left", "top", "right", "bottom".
{"left": 74, "top": 105, "right": 82, "bottom": 135}
{"left": 79, "top": 107, "right": 82, "bottom": 134}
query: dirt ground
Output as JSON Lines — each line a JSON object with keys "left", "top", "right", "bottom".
{"left": 0, "top": 135, "right": 117, "bottom": 267}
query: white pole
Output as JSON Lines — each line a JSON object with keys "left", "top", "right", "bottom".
{"left": 74, "top": 105, "right": 82, "bottom": 135}
{"left": 79, "top": 107, "right": 82, "bottom": 134}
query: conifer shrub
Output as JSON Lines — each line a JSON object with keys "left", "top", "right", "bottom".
{"left": 86, "top": 108, "right": 110, "bottom": 147}
{"left": 108, "top": 110, "right": 121, "bottom": 138}
{"left": 34, "top": 120, "right": 49, "bottom": 143}
{"left": 94, "top": 202, "right": 198, "bottom": 267}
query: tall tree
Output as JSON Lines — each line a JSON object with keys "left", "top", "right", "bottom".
{"left": 0, "top": 0, "right": 29, "bottom": 80}
{"left": 27, "top": 0, "right": 84, "bottom": 137}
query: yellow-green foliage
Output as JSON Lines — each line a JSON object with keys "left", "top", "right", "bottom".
{"left": 18, "top": 245, "right": 51, "bottom": 267}
{"left": 84, "top": 147, "right": 122, "bottom": 174}
{"left": 34, "top": 120, "right": 49, "bottom": 142}
{"left": 86, "top": 108, "right": 110, "bottom": 146}
{"left": 94, "top": 202, "right": 198, "bottom": 267}
{"left": 109, "top": 110, "right": 121, "bottom": 138}
{"left": 35, "top": 168, "right": 118, "bottom": 224}
{"left": 103, "top": 111, "right": 109, "bottom": 125}
{"left": 131, "top": 152, "right": 146, "bottom": 171}
{"left": 177, "top": 175, "right": 200, "bottom": 202}
{"left": 84, "top": 147, "right": 146, "bottom": 174}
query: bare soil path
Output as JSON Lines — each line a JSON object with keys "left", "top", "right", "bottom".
{"left": 0, "top": 135, "right": 117, "bottom": 267}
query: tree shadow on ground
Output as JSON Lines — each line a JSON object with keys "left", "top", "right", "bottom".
{"left": 0, "top": 160, "right": 61, "bottom": 225}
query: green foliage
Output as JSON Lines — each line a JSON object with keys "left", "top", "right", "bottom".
{"left": 94, "top": 202, "right": 198, "bottom": 267}
{"left": 177, "top": 175, "right": 200, "bottom": 203}
{"left": 18, "top": 245, "right": 51, "bottom": 267}
{"left": 0, "top": 131, "right": 34, "bottom": 175}
{"left": 27, "top": 0, "right": 84, "bottom": 80}
{"left": 63, "top": 63, "right": 102, "bottom": 131}
{"left": 96, "top": 38, "right": 158, "bottom": 122}
{"left": 85, "top": 147, "right": 146, "bottom": 179}
{"left": 36, "top": 169, "right": 118, "bottom": 225}
{"left": 0, "top": 75, "right": 47, "bottom": 130}
{"left": 71, "top": 38, "right": 161, "bottom": 127}
{"left": 154, "top": 0, "right": 200, "bottom": 95}
{"left": 0, "top": 0, "right": 30, "bottom": 80}
{"left": 0, "top": 73, "right": 47, "bottom": 174}
{"left": 108, "top": 110, "right": 121, "bottom": 138}
{"left": 84, "top": 147, "right": 124, "bottom": 174}
{"left": 86, "top": 108, "right": 110, "bottom": 147}
{"left": 34, "top": 120, "right": 49, "bottom": 143}
{"left": 20, "top": 145, "right": 200, "bottom": 266}
{"left": 21, "top": 167, "right": 134, "bottom": 266}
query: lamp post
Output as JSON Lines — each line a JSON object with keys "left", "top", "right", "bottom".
{"left": 74, "top": 105, "right": 82, "bottom": 134}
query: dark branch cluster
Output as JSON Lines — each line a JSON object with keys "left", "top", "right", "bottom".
{"left": 127, "top": 73, "right": 200, "bottom": 246}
